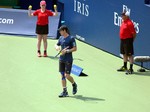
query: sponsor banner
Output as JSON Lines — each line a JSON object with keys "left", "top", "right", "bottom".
{"left": 71, "top": 64, "right": 88, "bottom": 76}
{"left": 0, "top": 8, "right": 60, "bottom": 38}
{"left": 71, "top": 64, "right": 83, "bottom": 76}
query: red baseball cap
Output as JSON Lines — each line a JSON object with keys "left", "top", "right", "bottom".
{"left": 40, "top": 0, "right": 46, "bottom": 5}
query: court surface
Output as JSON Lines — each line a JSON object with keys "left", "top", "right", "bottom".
{"left": 0, "top": 35, "right": 150, "bottom": 112}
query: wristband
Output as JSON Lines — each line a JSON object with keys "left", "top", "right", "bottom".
{"left": 66, "top": 49, "right": 71, "bottom": 53}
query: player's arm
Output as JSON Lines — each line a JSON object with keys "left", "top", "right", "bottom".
{"left": 129, "top": 22, "right": 136, "bottom": 40}
{"left": 66, "top": 46, "right": 77, "bottom": 53}
{"left": 132, "top": 33, "right": 136, "bottom": 40}
{"left": 131, "top": 29, "right": 136, "bottom": 41}
{"left": 61, "top": 46, "right": 77, "bottom": 55}
{"left": 62, "top": 38, "right": 77, "bottom": 54}
{"left": 53, "top": 5, "right": 58, "bottom": 16}
{"left": 28, "top": 5, "right": 34, "bottom": 16}
{"left": 70, "top": 38, "right": 77, "bottom": 52}
{"left": 55, "top": 38, "right": 61, "bottom": 51}
{"left": 55, "top": 44, "right": 60, "bottom": 51}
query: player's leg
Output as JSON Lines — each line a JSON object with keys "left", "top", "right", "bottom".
{"left": 61, "top": 72, "right": 67, "bottom": 89}
{"left": 65, "top": 73, "right": 77, "bottom": 95}
{"left": 128, "top": 55, "right": 134, "bottom": 70}
{"left": 65, "top": 74, "right": 74, "bottom": 83}
{"left": 117, "top": 40, "right": 128, "bottom": 71}
{"left": 58, "top": 61, "right": 68, "bottom": 97}
{"left": 42, "top": 24, "right": 48, "bottom": 57}
{"left": 65, "top": 62, "right": 77, "bottom": 95}
{"left": 37, "top": 34, "right": 42, "bottom": 57}
{"left": 43, "top": 34, "right": 48, "bottom": 57}
{"left": 126, "top": 38, "right": 134, "bottom": 74}
{"left": 123, "top": 54, "right": 128, "bottom": 68}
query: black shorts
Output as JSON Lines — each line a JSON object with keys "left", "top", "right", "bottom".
{"left": 36, "top": 24, "right": 49, "bottom": 34}
{"left": 59, "top": 61, "right": 73, "bottom": 74}
{"left": 120, "top": 38, "right": 134, "bottom": 56}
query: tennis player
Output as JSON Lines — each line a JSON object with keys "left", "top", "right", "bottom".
{"left": 55, "top": 25, "right": 77, "bottom": 97}
{"left": 28, "top": 0, "right": 58, "bottom": 57}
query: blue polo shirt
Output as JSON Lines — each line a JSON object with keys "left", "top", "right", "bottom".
{"left": 57, "top": 35, "right": 76, "bottom": 62}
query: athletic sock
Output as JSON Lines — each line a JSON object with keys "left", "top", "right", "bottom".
{"left": 44, "top": 50, "right": 47, "bottom": 53}
{"left": 72, "top": 82, "right": 76, "bottom": 86}
{"left": 63, "top": 87, "right": 67, "bottom": 92}
{"left": 124, "top": 62, "right": 127, "bottom": 68}
{"left": 130, "top": 64, "right": 133, "bottom": 70}
{"left": 38, "top": 50, "right": 40, "bottom": 53}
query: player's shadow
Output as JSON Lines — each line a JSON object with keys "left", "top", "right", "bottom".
{"left": 134, "top": 71, "right": 150, "bottom": 76}
{"left": 73, "top": 58, "right": 83, "bottom": 61}
{"left": 48, "top": 56, "right": 59, "bottom": 60}
{"left": 69, "top": 95, "right": 105, "bottom": 103}
{"left": 47, "top": 56, "right": 83, "bottom": 61}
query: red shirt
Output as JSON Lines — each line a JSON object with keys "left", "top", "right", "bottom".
{"left": 33, "top": 9, "right": 54, "bottom": 25}
{"left": 120, "top": 18, "right": 136, "bottom": 39}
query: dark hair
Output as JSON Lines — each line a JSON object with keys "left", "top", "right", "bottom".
{"left": 121, "top": 12, "right": 126, "bottom": 16}
{"left": 58, "top": 25, "right": 70, "bottom": 34}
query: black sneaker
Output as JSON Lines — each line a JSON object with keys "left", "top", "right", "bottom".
{"left": 125, "top": 69, "right": 134, "bottom": 75}
{"left": 117, "top": 66, "right": 127, "bottom": 71}
{"left": 58, "top": 91, "right": 69, "bottom": 98}
{"left": 72, "top": 83, "right": 77, "bottom": 95}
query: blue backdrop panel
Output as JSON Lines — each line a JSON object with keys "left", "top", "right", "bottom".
{"left": 0, "top": 8, "right": 60, "bottom": 38}
{"left": 60, "top": 0, "right": 150, "bottom": 69}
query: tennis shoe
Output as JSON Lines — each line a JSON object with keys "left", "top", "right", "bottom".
{"left": 59, "top": 91, "right": 69, "bottom": 98}
{"left": 43, "top": 51, "right": 47, "bottom": 57}
{"left": 37, "top": 52, "right": 41, "bottom": 57}
{"left": 72, "top": 83, "right": 77, "bottom": 95}
{"left": 125, "top": 69, "right": 134, "bottom": 75}
{"left": 117, "top": 66, "right": 127, "bottom": 72}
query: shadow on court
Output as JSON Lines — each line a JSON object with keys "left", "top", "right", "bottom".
{"left": 48, "top": 56, "right": 83, "bottom": 61}
{"left": 48, "top": 56, "right": 59, "bottom": 60}
{"left": 69, "top": 95, "right": 105, "bottom": 103}
{"left": 74, "top": 58, "right": 84, "bottom": 61}
{"left": 134, "top": 71, "right": 150, "bottom": 76}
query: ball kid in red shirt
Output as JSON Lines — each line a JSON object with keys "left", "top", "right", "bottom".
{"left": 28, "top": 0, "right": 58, "bottom": 57}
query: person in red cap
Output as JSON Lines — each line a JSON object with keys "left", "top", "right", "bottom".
{"left": 28, "top": 0, "right": 58, "bottom": 57}
{"left": 117, "top": 11, "right": 136, "bottom": 74}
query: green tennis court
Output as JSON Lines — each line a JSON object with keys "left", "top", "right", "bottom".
{"left": 0, "top": 35, "right": 150, "bottom": 112}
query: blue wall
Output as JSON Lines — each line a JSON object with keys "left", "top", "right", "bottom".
{"left": 60, "top": 0, "right": 150, "bottom": 69}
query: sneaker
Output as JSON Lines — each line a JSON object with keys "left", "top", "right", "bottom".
{"left": 37, "top": 52, "right": 41, "bottom": 57}
{"left": 43, "top": 51, "right": 47, "bottom": 57}
{"left": 117, "top": 66, "right": 127, "bottom": 71}
{"left": 72, "top": 83, "right": 77, "bottom": 95}
{"left": 125, "top": 69, "right": 134, "bottom": 75}
{"left": 58, "top": 91, "right": 69, "bottom": 98}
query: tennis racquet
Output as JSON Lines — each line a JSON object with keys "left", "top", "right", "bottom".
{"left": 54, "top": 46, "right": 69, "bottom": 58}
